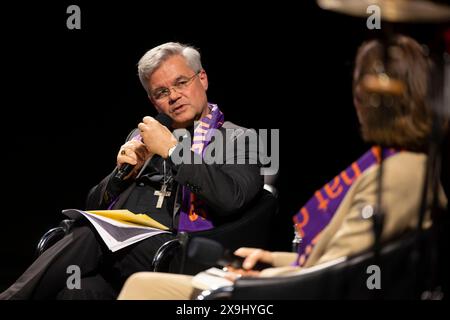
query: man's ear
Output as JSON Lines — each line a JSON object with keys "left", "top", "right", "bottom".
{"left": 198, "top": 69, "right": 208, "bottom": 91}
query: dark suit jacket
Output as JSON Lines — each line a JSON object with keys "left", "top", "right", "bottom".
{"left": 85, "top": 121, "right": 264, "bottom": 229}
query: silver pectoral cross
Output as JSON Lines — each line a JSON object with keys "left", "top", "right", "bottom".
{"left": 154, "top": 183, "right": 171, "bottom": 208}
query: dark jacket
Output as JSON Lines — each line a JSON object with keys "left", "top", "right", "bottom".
{"left": 86, "top": 121, "right": 264, "bottom": 229}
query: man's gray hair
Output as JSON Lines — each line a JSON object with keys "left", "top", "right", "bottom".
{"left": 138, "top": 42, "right": 202, "bottom": 94}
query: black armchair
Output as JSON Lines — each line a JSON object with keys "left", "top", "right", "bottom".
{"left": 197, "top": 226, "right": 444, "bottom": 300}
{"left": 152, "top": 189, "right": 278, "bottom": 274}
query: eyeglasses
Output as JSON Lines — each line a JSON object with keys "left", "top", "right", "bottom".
{"left": 151, "top": 72, "right": 200, "bottom": 101}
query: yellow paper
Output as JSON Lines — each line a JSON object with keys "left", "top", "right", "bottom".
{"left": 87, "top": 210, "right": 169, "bottom": 230}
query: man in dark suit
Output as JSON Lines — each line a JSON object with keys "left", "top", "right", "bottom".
{"left": 0, "top": 42, "right": 263, "bottom": 299}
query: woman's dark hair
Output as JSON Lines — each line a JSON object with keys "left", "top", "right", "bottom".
{"left": 353, "top": 35, "right": 433, "bottom": 151}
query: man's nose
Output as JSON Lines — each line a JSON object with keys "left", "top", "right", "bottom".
{"left": 168, "top": 87, "right": 182, "bottom": 103}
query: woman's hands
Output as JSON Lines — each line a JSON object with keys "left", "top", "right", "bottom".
{"left": 224, "top": 248, "right": 274, "bottom": 280}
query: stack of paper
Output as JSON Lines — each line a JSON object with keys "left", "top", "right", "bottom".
{"left": 63, "top": 209, "right": 171, "bottom": 252}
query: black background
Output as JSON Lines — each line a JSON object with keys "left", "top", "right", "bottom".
{"left": 0, "top": 1, "right": 447, "bottom": 291}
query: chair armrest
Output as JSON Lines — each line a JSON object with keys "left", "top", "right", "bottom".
{"left": 35, "top": 219, "right": 76, "bottom": 258}
{"left": 151, "top": 238, "right": 182, "bottom": 272}
{"left": 35, "top": 227, "right": 67, "bottom": 258}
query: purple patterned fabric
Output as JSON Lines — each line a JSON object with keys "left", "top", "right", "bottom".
{"left": 293, "top": 147, "right": 397, "bottom": 266}
{"left": 178, "top": 103, "right": 224, "bottom": 232}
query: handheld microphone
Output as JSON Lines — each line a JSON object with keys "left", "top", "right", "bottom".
{"left": 114, "top": 113, "right": 173, "bottom": 181}
{"left": 187, "top": 237, "right": 272, "bottom": 271}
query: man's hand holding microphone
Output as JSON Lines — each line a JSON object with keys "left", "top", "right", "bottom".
{"left": 115, "top": 114, "right": 177, "bottom": 181}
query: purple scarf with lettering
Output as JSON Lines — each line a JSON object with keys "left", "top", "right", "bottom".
{"left": 178, "top": 103, "right": 224, "bottom": 232}
{"left": 293, "top": 147, "right": 397, "bottom": 266}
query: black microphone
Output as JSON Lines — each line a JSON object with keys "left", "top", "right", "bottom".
{"left": 187, "top": 237, "right": 272, "bottom": 271}
{"left": 114, "top": 113, "right": 173, "bottom": 181}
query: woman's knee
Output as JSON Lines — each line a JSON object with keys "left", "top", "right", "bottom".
{"left": 118, "top": 272, "right": 194, "bottom": 300}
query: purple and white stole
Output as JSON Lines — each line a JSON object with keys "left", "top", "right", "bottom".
{"left": 293, "top": 147, "right": 397, "bottom": 266}
{"left": 177, "top": 103, "right": 224, "bottom": 232}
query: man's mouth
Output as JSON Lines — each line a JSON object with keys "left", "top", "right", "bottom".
{"left": 172, "top": 104, "right": 187, "bottom": 114}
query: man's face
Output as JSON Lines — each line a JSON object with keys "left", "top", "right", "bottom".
{"left": 147, "top": 55, "right": 209, "bottom": 128}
